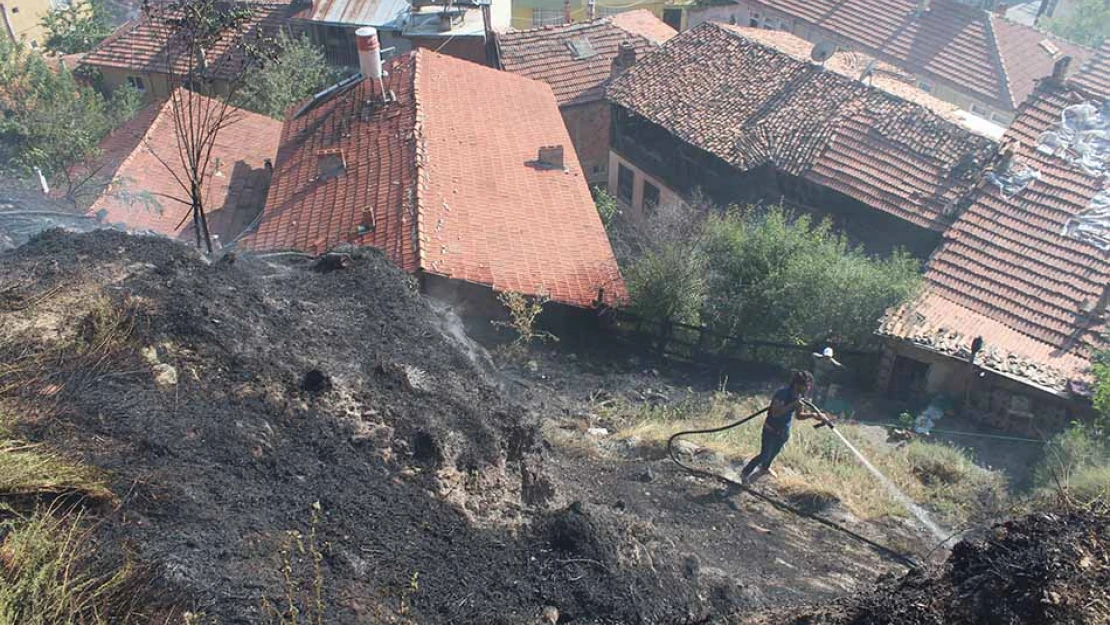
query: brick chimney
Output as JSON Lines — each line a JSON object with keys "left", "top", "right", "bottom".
{"left": 538, "top": 145, "right": 564, "bottom": 169}
{"left": 610, "top": 41, "right": 637, "bottom": 79}
{"left": 915, "top": 0, "right": 931, "bottom": 16}
{"left": 1051, "top": 55, "right": 1073, "bottom": 84}
{"left": 356, "top": 26, "right": 386, "bottom": 101}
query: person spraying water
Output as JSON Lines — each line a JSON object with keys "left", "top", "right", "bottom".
{"left": 740, "top": 370, "right": 831, "bottom": 485}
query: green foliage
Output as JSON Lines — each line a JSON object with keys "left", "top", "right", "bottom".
{"left": 593, "top": 187, "right": 619, "bottom": 227}
{"left": 0, "top": 36, "right": 140, "bottom": 177}
{"left": 1043, "top": 0, "right": 1110, "bottom": 47}
{"left": 1035, "top": 423, "right": 1109, "bottom": 493}
{"left": 262, "top": 502, "right": 327, "bottom": 625}
{"left": 41, "top": 0, "right": 112, "bottom": 54}
{"left": 700, "top": 207, "right": 921, "bottom": 349}
{"left": 625, "top": 243, "right": 707, "bottom": 326}
{"left": 493, "top": 291, "right": 557, "bottom": 352}
{"left": 238, "top": 31, "right": 338, "bottom": 119}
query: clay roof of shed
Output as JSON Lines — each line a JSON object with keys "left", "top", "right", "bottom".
{"left": 496, "top": 10, "right": 675, "bottom": 107}
{"left": 880, "top": 67, "right": 1110, "bottom": 391}
{"left": 81, "top": 3, "right": 287, "bottom": 81}
{"left": 743, "top": 0, "right": 1092, "bottom": 110}
{"left": 246, "top": 50, "right": 627, "bottom": 308}
{"left": 82, "top": 92, "right": 282, "bottom": 244}
{"left": 606, "top": 22, "right": 996, "bottom": 232}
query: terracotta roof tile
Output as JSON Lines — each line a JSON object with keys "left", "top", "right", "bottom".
{"left": 496, "top": 10, "right": 675, "bottom": 106}
{"left": 83, "top": 91, "right": 283, "bottom": 246}
{"left": 881, "top": 70, "right": 1110, "bottom": 389}
{"left": 81, "top": 3, "right": 288, "bottom": 81}
{"left": 742, "top": 0, "right": 1092, "bottom": 110}
{"left": 606, "top": 22, "right": 996, "bottom": 232}
{"left": 246, "top": 51, "right": 626, "bottom": 308}
{"left": 1071, "top": 41, "right": 1110, "bottom": 99}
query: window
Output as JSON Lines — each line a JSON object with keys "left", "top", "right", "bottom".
{"left": 531, "top": 8, "right": 563, "bottom": 26}
{"left": 970, "top": 103, "right": 989, "bottom": 117}
{"left": 749, "top": 10, "right": 760, "bottom": 27}
{"left": 990, "top": 111, "right": 1012, "bottom": 125}
{"left": 617, "top": 163, "right": 634, "bottom": 203}
{"left": 127, "top": 76, "right": 146, "bottom": 92}
{"left": 917, "top": 79, "right": 934, "bottom": 93}
{"left": 642, "top": 180, "right": 660, "bottom": 213}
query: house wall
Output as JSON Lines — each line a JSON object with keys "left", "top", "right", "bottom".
{"left": 877, "top": 338, "right": 1089, "bottom": 437}
{"left": 0, "top": 0, "right": 53, "bottom": 49}
{"left": 607, "top": 149, "right": 684, "bottom": 218}
{"left": 685, "top": 1, "right": 1017, "bottom": 123}
{"left": 409, "top": 35, "right": 489, "bottom": 65}
{"left": 300, "top": 21, "right": 412, "bottom": 69}
{"left": 98, "top": 67, "right": 173, "bottom": 99}
{"left": 562, "top": 101, "right": 611, "bottom": 187}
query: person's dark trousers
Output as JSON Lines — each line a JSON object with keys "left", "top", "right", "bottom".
{"left": 742, "top": 428, "right": 789, "bottom": 477}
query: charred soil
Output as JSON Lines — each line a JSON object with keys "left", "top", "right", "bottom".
{"left": 0, "top": 231, "right": 726, "bottom": 624}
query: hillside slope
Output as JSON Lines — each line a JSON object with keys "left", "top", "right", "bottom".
{"left": 0, "top": 231, "right": 720, "bottom": 624}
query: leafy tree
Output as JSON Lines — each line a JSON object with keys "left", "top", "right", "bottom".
{"left": 0, "top": 36, "right": 140, "bottom": 181}
{"left": 41, "top": 0, "right": 113, "bottom": 54}
{"left": 238, "top": 30, "right": 337, "bottom": 119}
{"left": 1043, "top": 0, "right": 1110, "bottom": 48}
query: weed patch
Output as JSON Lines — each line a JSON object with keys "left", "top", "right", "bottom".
{"left": 608, "top": 393, "right": 1008, "bottom": 525}
{"left": 0, "top": 508, "right": 146, "bottom": 625}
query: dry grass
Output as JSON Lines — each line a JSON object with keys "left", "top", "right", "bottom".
{"left": 0, "top": 437, "right": 112, "bottom": 501}
{"left": 609, "top": 393, "right": 1008, "bottom": 525}
{"left": 0, "top": 508, "right": 146, "bottom": 625}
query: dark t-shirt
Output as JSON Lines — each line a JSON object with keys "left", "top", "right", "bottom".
{"left": 764, "top": 386, "right": 798, "bottom": 439}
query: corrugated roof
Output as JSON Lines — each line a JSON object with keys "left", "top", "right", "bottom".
{"left": 606, "top": 22, "right": 996, "bottom": 232}
{"left": 292, "top": 0, "right": 408, "bottom": 27}
{"left": 740, "top": 0, "right": 1092, "bottom": 110}
{"left": 246, "top": 51, "right": 627, "bottom": 308}
{"left": 497, "top": 10, "right": 675, "bottom": 107}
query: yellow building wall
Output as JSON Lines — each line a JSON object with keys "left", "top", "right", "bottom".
{"left": 1, "top": 0, "right": 56, "bottom": 49}
{"left": 509, "top": 0, "right": 670, "bottom": 30}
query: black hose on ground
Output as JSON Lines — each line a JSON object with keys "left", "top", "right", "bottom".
{"left": 666, "top": 406, "right": 921, "bottom": 570}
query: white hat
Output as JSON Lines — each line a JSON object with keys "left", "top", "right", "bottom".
{"left": 812, "top": 346, "right": 844, "bottom": 367}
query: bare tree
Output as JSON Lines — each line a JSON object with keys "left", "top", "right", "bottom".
{"left": 141, "top": 0, "right": 274, "bottom": 254}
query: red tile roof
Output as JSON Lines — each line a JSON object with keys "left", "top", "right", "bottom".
{"left": 81, "top": 3, "right": 287, "bottom": 82}
{"left": 880, "top": 69, "right": 1110, "bottom": 391}
{"left": 1071, "top": 41, "right": 1110, "bottom": 99}
{"left": 246, "top": 50, "right": 627, "bottom": 308}
{"left": 606, "top": 22, "right": 997, "bottom": 232}
{"left": 742, "top": 0, "right": 1092, "bottom": 110}
{"left": 496, "top": 10, "right": 675, "bottom": 107}
{"left": 84, "top": 91, "right": 283, "bottom": 245}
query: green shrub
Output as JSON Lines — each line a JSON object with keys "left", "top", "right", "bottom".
{"left": 1034, "top": 424, "right": 1108, "bottom": 490}
{"left": 625, "top": 243, "right": 707, "bottom": 326}
{"left": 1065, "top": 464, "right": 1110, "bottom": 504}
{"left": 906, "top": 442, "right": 976, "bottom": 486}
{"left": 700, "top": 207, "right": 922, "bottom": 350}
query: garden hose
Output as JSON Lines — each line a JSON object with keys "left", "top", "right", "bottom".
{"left": 666, "top": 404, "right": 921, "bottom": 569}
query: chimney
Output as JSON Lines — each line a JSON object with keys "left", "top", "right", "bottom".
{"left": 538, "top": 145, "right": 564, "bottom": 169}
{"left": 915, "top": 0, "right": 931, "bottom": 16}
{"left": 610, "top": 40, "right": 637, "bottom": 79}
{"left": 1051, "top": 55, "right": 1073, "bottom": 84}
{"left": 264, "top": 158, "right": 273, "bottom": 173}
{"left": 563, "top": 0, "right": 571, "bottom": 24}
{"left": 587, "top": 0, "right": 595, "bottom": 20}
{"left": 356, "top": 26, "right": 386, "bottom": 101}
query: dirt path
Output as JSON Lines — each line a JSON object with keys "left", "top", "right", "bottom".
{"left": 487, "top": 342, "right": 934, "bottom": 614}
